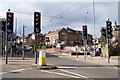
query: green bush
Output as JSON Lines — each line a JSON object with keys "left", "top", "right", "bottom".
{"left": 109, "top": 44, "right": 120, "bottom": 56}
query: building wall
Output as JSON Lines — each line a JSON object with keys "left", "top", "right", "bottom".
{"left": 59, "top": 28, "right": 68, "bottom": 45}
{"left": 45, "top": 31, "right": 59, "bottom": 45}
{"left": 45, "top": 28, "right": 93, "bottom": 46}
{"left": 87, "top": 34, "right": 93, "bottom": 45}
{"left": 26, "top": 33, "right": 45, "bottom": 45}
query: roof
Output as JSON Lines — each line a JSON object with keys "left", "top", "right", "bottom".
{"left": 47, "top": 28, "right": 63, "bottom": 34}
{"left": 46, "top": 27, "right": 93, "bottom": 36}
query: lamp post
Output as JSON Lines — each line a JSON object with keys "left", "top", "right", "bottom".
{"left": 93, "top": 0, "right": 96, "bottom": 55}
{"left": 22, "top": 25, "right": 27, "bottom": 60}
{"left": 85, "top": 11, "right": 88, "bottom": 25}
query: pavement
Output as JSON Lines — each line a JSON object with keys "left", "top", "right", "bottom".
{"left": 62, "top": 55, "right": 120, "bottom": 66}
{"left": 45, "top": 48, "right": 119, "bottom": 67}
{"left": 56, "top": 53, "right": 120, "bottom": 67}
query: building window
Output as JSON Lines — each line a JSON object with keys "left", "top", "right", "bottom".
{"left": 61, "top": 32, "right": 67, "bottom": 40}
{"left": 62, "top": 32, "right": 66, "bottom": 35}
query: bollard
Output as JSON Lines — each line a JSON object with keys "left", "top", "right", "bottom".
{"left": 38, "top": 50, "right": 46, "bottom": 66}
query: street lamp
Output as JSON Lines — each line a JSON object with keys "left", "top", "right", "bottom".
{"left": 85, "top": 11, "right": 88, "bottom": 25}
{"left": 22, "top": 25, "right": 27, "bottom": 60}
{"left": 93, "top": 0, "right": 96, "bottom": 55}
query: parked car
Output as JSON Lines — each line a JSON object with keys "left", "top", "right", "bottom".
{"left": 89, "top": 50, "right": 101, "bottom": 57}
{"left": 26, "top": 46, "right": 33, "bottom": 51}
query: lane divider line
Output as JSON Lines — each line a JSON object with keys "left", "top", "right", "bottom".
{"left": 40, "top": 70, "right": 81, "bottom": 78}
{"left": 59, "top": 69, "right": 88, "bottom": 78}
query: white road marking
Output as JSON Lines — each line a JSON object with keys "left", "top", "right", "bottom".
{"left": 59, "top": 69, "right": 88, "bottom": 78}
{"left": 40, "top": 70, "right": 82, "bottom": 78}
{"left": 0, "top": 68, "right": 26, "bottom": 75}
{"left": 10, "top": 69, "right": 26, "bottom": 73}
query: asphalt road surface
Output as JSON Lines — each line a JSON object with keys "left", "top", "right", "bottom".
{"left": 1, "top": 50, "right": 119, "bottom": 80}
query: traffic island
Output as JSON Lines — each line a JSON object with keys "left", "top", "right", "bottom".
{"left": 32, "top": 64, "right": 58, "bottom": 70}
{"left": 32, "top": 50, "right": 58, "bottom": 70}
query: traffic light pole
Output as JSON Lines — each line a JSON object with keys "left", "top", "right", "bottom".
{"left": 3, "top": 31, "right": 5, "bottom": 57}
{"left": 15, "top": 18, "right": 17, "bottom": 55}
{"left": 107, "top": 38, "right": 110, "bottom": 63}
{"left": 5, "top": 18, "right": 8, "bottom": 64}
{"left": 35, "top": 33, "right": 38, "bottom": 64}
{"left": 84, "top": 39, "right": 87, "bottom": 60}
{"left": 10, "top": 37, "right": 13, "bottom": 58}
{"left": 2, "top": 31, "right": 4, "bottom": 57}
{"left": 22, "top": 25, "right": 25, "bottom": 60}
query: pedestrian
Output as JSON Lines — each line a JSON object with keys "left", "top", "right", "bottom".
{"left": 75, "top": 45, "right": 79, "bottom": 57}
{"left": 99, "top": 47, "right": 102, "bottom": 57}
{"left": 59, "top": 44, "right": 64, "bottom": 55}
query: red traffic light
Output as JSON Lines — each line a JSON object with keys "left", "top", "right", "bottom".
{"left": 84, "top": 26, "right": 87, "bottom": 29}
{"left": 8, "top": 14, "right": 13, "bottom": 19}
{"left": 83, "top": 25, "right": 87, "bottom": 39}
{"left": 7, "top": 12, "right": 14, "bottom": 33}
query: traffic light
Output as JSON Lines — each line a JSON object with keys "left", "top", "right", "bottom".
{"left": 6, "top": 12, "right": 14, "bottom": 33}
{"left": 101, "top": 28, "right": 106, "bottom": 38}
{"left": 106, "top": 21, "right": 113, "bottom": 39}
{"left": 1, "top": 19, "right": 6, "bottom": 32}
{"left": 83, "top": 25, "right": 87, "bottom": 39}
{"left": 34, "top": 12, "right": 41, "bottom": 33}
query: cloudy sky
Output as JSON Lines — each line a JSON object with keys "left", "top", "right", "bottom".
{"left": 0, "top": 0, "right": 119, "bottom": 38}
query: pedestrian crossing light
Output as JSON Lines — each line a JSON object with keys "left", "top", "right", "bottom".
{"left": 34, "top": 12, "right": 41, "bottom": 33}
{"left": 1, "top": 19, "right": 6, "bottom": 32}
{"left": 6, "top": 12, "right": 14, "bottom": 33}
{"left": 83, "top": 25, "right": 87, "bottom": 40}
{"left": 101, "top": 28, "right": 106, "bottom": 38}
{"left": 106, "top": 20, "right": 113, "bottom": 39}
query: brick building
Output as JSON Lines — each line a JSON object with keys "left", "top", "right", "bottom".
{"left": 45, "top": 27, "right": 93, "bottom": 46}
{"left": 26, "top": 33, "right": 45, "bottom": 46}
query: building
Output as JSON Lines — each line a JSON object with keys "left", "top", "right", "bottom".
{"left": 100, "top": 23, "right": 120, "bottom": 43}
{"left": 0, "top": 18, "right": 5, "bottom": 45}
{"left": 45, "top": 27, "right": 93, "bottom": 46}
{"left": 26, "top": 33, "right": 45, "bottom": 46}
{"left": 112, "top": 24, "right": 120, "bottom": 43}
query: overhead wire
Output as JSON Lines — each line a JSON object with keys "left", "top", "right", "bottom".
{"left": 0, "top": 3, "right": 104, "bottom": 28}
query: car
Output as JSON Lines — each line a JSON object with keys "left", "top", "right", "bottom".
{"left": 89, "top": 50, "right": 101, "bottom": 57}
{"left": 26, "top": 46, "right": 33, "bottom": 51}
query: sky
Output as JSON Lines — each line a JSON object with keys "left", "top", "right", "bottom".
{"left": 0, "top": 0, "right": 119, "bottom": 38}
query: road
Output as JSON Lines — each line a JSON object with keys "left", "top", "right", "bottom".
{"left": 1, "top": 50, "right": 119, "bottom": 80}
